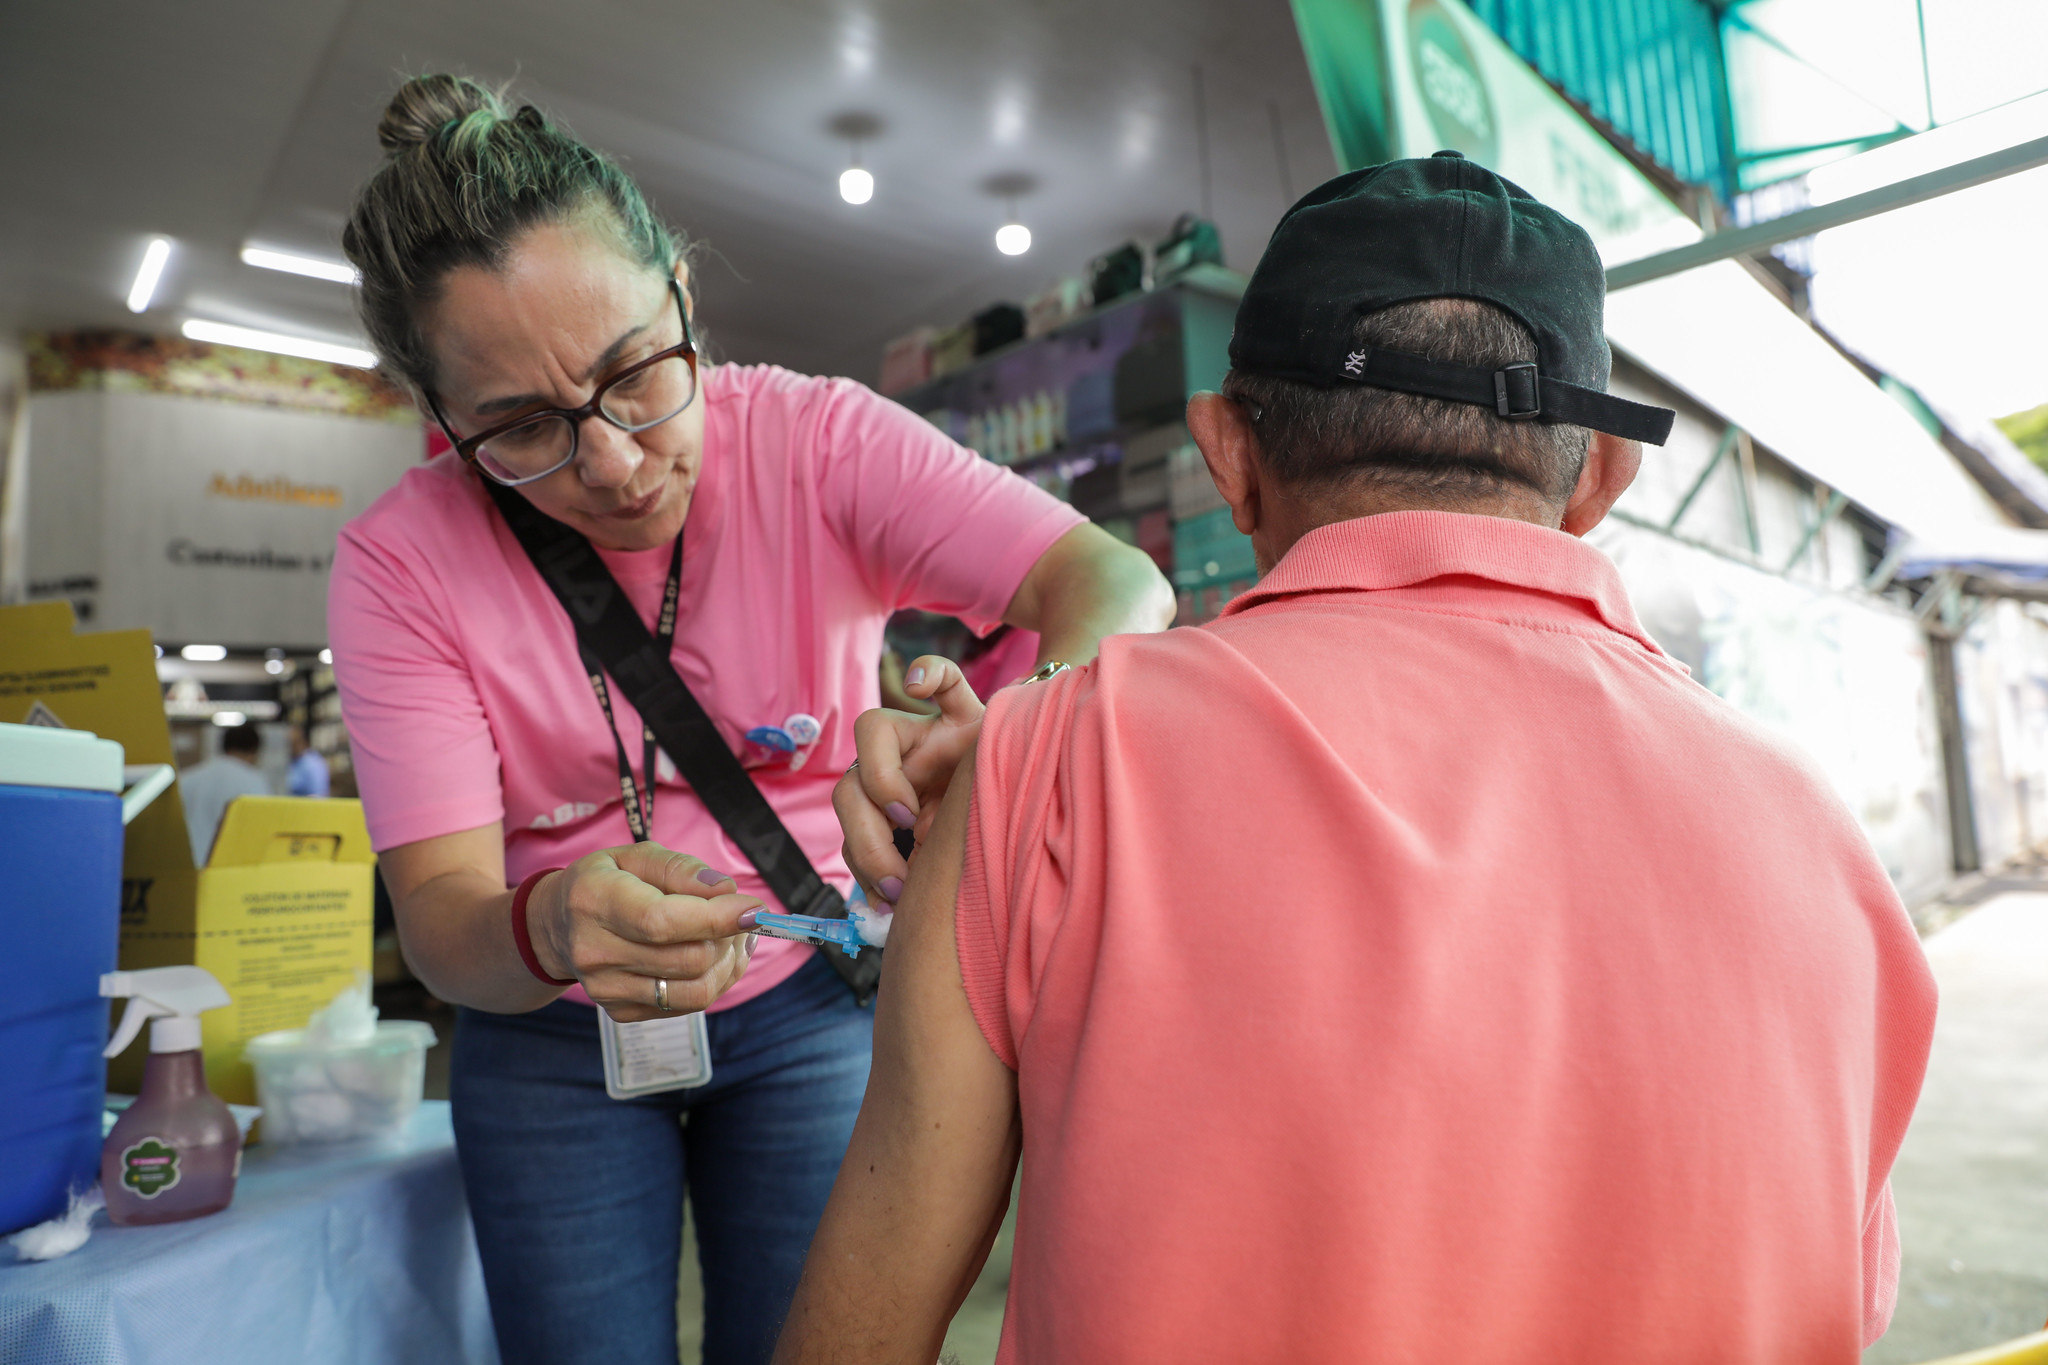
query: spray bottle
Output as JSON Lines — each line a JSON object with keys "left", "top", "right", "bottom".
{"left": 99, "top": 966, "right": 240, "bottom": 1225}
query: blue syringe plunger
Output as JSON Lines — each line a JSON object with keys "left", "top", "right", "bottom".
{"left": 749, "top": 911, "right": 869, "bottom": 957}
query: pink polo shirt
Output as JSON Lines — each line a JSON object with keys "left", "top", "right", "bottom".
{"left": 959, "top": 511, "right": 1936, "bottom": 1363}
{"left": 331, "top": 363, "right": 1082, "bottom": 1009}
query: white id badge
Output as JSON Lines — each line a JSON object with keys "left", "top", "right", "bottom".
{"left": 598, "top": 1008, "right": 714, "bottom": 1099}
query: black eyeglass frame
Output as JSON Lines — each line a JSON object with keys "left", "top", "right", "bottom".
{"left": 425, "top": 278, "right": 699, "bottom": 488}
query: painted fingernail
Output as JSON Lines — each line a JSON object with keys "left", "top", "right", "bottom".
{"left": 886, "top": 802, "right": 916, "bottom": 829}
{"left": 906, "top": 666, "right": 926, "bottom": 685}
{"left": 696, "top": 867, "right": 728, "bottom": 886}
{"left": 737, "top": 909, "right": 759, "bottom": 929}
{"left": 879, "top": 876, "right": 904, "bottom": 903}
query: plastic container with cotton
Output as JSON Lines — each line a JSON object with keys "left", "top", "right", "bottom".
{"left": 244, "top": 974, "right": 434, "bottom": 1144}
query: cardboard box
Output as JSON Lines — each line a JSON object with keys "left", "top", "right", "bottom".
{"left": 0, "top": 602, "right": 373, "bottom": 1104}
{"left": 115, "top": 797, "right": 374, "bottom": 1103}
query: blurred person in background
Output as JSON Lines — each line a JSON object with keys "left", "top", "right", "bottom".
{"left": 791, "top": 157, "right": 1938, "bottom": 1364}
{"left": 179, "top": 722, "right": 270, "bottom": 864}
{"left": 287, "top": 723, "right": 330, "bottom": 798}
{"left": 326, "top": 74, "right": 1171, "bottom": 1365}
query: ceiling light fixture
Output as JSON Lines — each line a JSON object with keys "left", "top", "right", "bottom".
{"left": 830, "top": 112, "right": 883, "bottom": 207}
{"left": 181, "top": 320, "right": 378, "bottom": 369}
{"left": 241, "top": 246, "right": 359, "bottom": 285}
{"left": 983, "top": 177, "right": 1038, "bottom": 257}
{"left": 181, "top": 644, "right": 228, "bottom": 661}
{"left": 127, "top": 237, "right": 172, "bottom": 313}
{"left": 212, "top": 711, "right": 248, "bottom": 727}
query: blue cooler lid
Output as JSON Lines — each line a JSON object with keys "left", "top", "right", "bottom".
{"left": 0, "top": 721, "right": 124, "bottom": 792}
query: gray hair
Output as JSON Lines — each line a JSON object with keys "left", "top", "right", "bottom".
{"left": 341, "top": 74, "right": 684, "bottom": 393}
{"left": 1221, "top": 298, "right": 1592, "bottom": 504}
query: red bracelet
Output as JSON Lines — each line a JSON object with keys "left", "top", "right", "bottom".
{"left": 510, "top": 867, "right": 576, "bottom": 986}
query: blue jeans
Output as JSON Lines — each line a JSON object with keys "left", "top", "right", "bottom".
{"left": 450, "top": 955, "right": 874, "bottom": 1365}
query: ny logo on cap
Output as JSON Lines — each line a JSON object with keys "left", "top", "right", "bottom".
{"left": 1343, "top": 350, "right": 1368, "bottom": 376}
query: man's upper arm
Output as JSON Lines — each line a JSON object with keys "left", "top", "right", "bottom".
{"left": 772, "top": 746, "right": 1020, "bottom": 1365}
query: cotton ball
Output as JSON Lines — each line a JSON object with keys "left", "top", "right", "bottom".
{"left": 287, "top": 1090, "right": 356, "bottom": 1139}
{"left": 326, "top": 1056, "right": 382, "bottom": 1096}
{"left": 850, "top": 902, "right": 893, "bottom": 949}
{"left": 8, "top": 1186, "right": 104, "bottom": 1261}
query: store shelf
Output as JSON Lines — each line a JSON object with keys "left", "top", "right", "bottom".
{"left": 883, "top": 267, "right": 1253, "bottom": 626}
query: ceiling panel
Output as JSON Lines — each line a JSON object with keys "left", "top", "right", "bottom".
{"left": 1, "top": 0, "right": 1335, "bottom": 385}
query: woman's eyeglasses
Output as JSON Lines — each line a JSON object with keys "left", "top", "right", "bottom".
{"left": 427, "top": 278, "right": 698, "bottom": 487}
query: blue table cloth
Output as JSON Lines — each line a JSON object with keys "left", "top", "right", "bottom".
{"left": 0, "top": 1102, "right": 497, "bottom": 1364}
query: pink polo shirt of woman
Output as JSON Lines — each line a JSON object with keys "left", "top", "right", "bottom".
{"left": 330, "top": 362, "right": 1083, "bottom": 1010}
{"left": 959, "top": 510, "right": 1937, "bottom": 1363}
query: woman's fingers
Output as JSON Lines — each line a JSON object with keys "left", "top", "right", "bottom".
{"left": 901, "top": 654, "right": 985, "bottom": 723}
{"left": 608, "top": 841, "right": 736, "bottom": 897}
{"left": 549, "top": 846, "right": 757, "bottom": 1011}
{"left": 588, "top": 934, "right": 753, "bottom": 1022}
{"left": 850, "top": 706, "right": 925, "bottom": 828}
{"left": 836, "top": 762, "right": 910, "bottom": 905}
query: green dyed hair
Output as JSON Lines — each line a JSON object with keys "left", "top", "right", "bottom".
{"left": 341, "top": 74, "right": 683, "bottom": 393}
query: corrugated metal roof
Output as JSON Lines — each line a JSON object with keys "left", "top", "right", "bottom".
{"left": 1465, "top": 0, "right": 1735, "bottom": 197}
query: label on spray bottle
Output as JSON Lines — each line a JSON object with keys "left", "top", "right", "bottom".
{"left": 120, "top": 1138, "right": 181, "bottom": 1198}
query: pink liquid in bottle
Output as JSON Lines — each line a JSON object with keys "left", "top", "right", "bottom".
{"left": 102, "top": 1048, "right": 240, "bottom": 1225}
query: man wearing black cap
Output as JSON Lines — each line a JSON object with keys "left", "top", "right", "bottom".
{"left": 781, "top": 159, "right": 1936, "bottom": 1364}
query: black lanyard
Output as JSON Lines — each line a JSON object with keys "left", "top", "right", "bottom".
{"left": 580, "top": 529, "right": 684, "bottom": 842}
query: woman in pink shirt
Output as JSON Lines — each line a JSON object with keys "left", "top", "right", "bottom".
{"left": 327, "top": 76, "right": 1171, "bottom": 1365}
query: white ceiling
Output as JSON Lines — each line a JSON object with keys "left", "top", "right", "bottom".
{"left": 0, "top": 0, "right": 1336, "bottom": 384}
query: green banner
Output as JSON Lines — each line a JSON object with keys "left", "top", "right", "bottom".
{"left": 1290, "top": 0, "right": 1700, "bottom": 264}
{"left": 1289, "top": 0, "right": 1395, "bottom": 172}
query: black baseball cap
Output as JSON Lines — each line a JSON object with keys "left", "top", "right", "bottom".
{"left": 1229, "top": 152, "right": 1675, "bottom": 445}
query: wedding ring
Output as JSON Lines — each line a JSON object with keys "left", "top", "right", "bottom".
{"left": 656, "top": 977, "right": 671, "bottom": 1011}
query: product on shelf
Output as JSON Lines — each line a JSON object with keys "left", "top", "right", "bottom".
{"left": 1154, "top": 213, "right": 1224, "bottom": 283}
{"left": 971, "top": 303, "right": 1026, "bottom": 357}
{"left": 1168, "top": 441, "right": 1226, "bottom": 519}
{"left": 930, "top": 322, "right": 976, "bottom": 378}
{"left": 1025, "top": 277, "right": 1090, "bottom": 337}
{"left": 1088, "top": 241, "right": 1147, "bottom": 308}
{"left": 879, "top": 327, "right": 936, "bottom": 396}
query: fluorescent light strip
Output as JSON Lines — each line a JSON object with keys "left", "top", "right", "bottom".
{"left": 240, "top": 245, "right": 359, "bottom": 285}
{"left": 181, "top": 319, "right": 377, "bottom": 369}
{"left": 127, "top": 238, "right": 172, "bottom": 313}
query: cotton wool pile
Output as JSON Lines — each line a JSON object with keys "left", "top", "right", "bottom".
{"left": 246, "top": 975, "right": 434, "bottom": 1143}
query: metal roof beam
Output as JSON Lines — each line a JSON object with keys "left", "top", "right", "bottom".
{"left": 1607, "top": 131, "right": 2048, "bottom": 290}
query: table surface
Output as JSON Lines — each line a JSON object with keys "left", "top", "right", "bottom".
{"left": 0, "top": 1101, "right": 498, "bottom": 1365}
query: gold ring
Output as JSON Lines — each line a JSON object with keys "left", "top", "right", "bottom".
{"left": 656, "top": 977, "right": 670, "bottom": 1011}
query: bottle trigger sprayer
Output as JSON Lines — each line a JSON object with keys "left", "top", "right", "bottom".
{"left": 99, "top": 966, "right": 241, "bottom": 1225}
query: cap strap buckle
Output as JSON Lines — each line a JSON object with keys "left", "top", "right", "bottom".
{"left": 1493, "top": 363, "right": 1541, "bottom": 421}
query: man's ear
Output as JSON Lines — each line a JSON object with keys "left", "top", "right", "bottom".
{"left": 1560, "top": 431, "right": 1642, "bottom": 537}
{"left": 1187, "top": 391, "right": 1263, "bottom": 538}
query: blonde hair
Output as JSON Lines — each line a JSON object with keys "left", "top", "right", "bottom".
{"left": 341, "top": 74, "right": 683, "bottom": 392}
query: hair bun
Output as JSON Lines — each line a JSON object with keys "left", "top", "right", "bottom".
{"left": 377, "top": 73, "right": 505, "bottom": 153}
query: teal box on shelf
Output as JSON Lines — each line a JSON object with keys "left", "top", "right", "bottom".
{"left": 1171, "top": 505, "right": 1257, "bottom": 589}
{"left": 0, "top": 722, "right": 127, "bottom": 1235}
